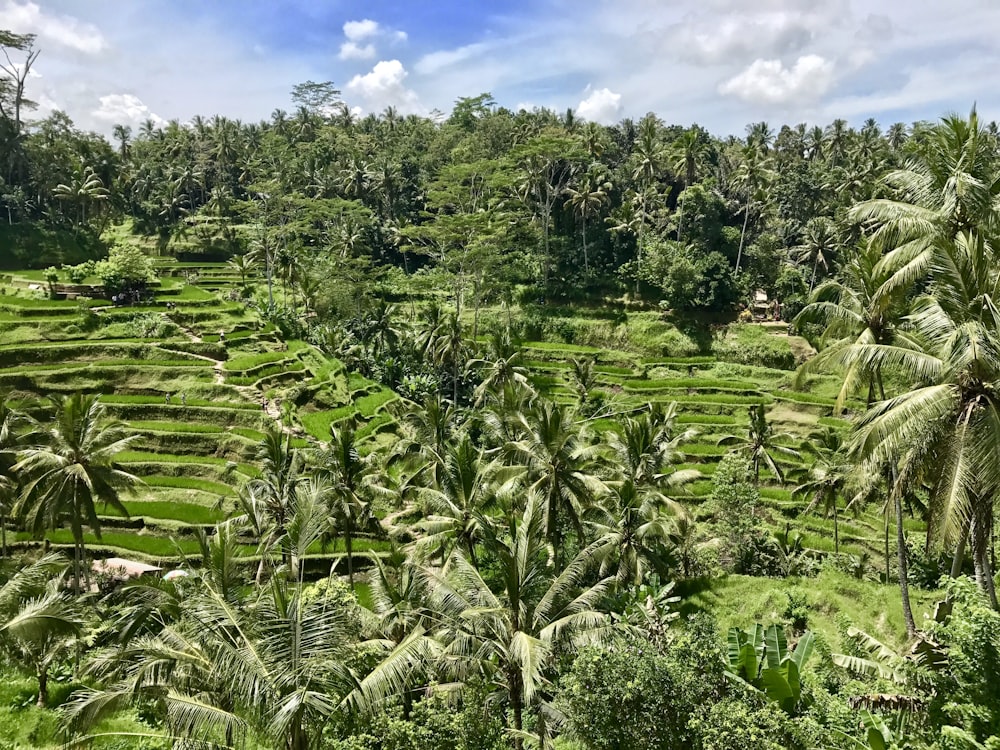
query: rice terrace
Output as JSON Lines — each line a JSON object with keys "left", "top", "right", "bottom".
{"left": 0, "top": 4, "right": 999, "bottom": 750}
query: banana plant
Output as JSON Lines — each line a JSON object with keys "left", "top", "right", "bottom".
{"left": 833, "top": 710, "right": 902, "bottom": 750}
{"left": 726, "top": 623, "right": 815, "bottom": 714}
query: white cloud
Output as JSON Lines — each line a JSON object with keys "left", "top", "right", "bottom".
{"left": 346, "top": 60, "right": 422, "bottom": 114}
{"left": 92, "top": 93, "right": 166, "bottom": 127}
{"left": 338, "top": 18, "right": 406, "bottom": 62}
{"left": 2, "top": 0, "right": 106, "bottom": 54}
{"left": 339, "top": 41, "right": 376, "bottom": 60}
{"left": 718, "top": 54, "right": 835, "bottom": 104}
{"left": 343, "top": 19, "right": 380, "bottom": 41}
{"left": 577, "top": 86, "right": 622, "bottom": 124}
{"left": 415, "top": 43, "right": 489, "bottom": 75}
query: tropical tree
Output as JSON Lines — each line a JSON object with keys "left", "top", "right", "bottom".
{"left": 13, "top": 394, "right": 140, "bottom": 593}
{"left": 318, "top": 422, "right": 387, "bottom": 586}
{"left": 847, "top": 110, "right": 1000, "bottom": 610}
{"left": 505, "top": 402, "right": 605, "bottom": 556}
{"left": 606, "top": 402, "right": 699, "bottom": 487}
{"left": 564, "top": 172, "right": 610, "bottom": 271}
{"left": 718, "top": 404, "right": 800, "bottom": 485}
{"left": 411, "top": 433, "right": 508, "bottom": 564}
{"left": 245, "top": 428, "right": 303, "bottom": 578}
{"left": 588, "top": 479, "right": 681, "bottom": 588}
{"left": 795, "top": 217, "right": 838, "bottom": 291}
{"left": 66, "top": 526, "right": 360, "bottom": 750}
{"left": 793, "top": 428, "right": 853, "bottom": 554}
{"left": 0, "top": 393, "right": 31, "bottom": 557}
{"left": 360, "top": 494, "right": 612, "bottom": 750}
{"left": 0, "top": 553, "right": 82, "bottom": 707}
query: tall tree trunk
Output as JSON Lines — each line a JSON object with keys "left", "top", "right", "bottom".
{"left": 735, "top": 195, "right": 751, "bottom": 274}
{"left": 510, "top": 671, "right": 524, "bottom": 750}
{"left": 895, "top": 491, "right": 917, "bottom": 637}
{"left": 973, "top": 504, "right": 999, "bottom": 609}
{"left": 951, "top": 516, "right": 970, "bottom": 578}
{"left": 833, "top": 503, "right": 839, "bottom": 555}
{"left": 36, "top": 667, "right": 48, "bottom": 708}
{"left": 346, "top": 531, "right": 354, "bottom": 588}
{"left": 581, "top": 212, "right": 588, "bottom": 272}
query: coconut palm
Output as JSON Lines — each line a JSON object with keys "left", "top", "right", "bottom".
{"left": 411, "top": 434, "right": 510, "bottom": 564}
{"left": 793, "top": 428, "right": 853, "bottom": 554}
{"left": 795, "top": 217, "right": 838, "bottom": 291}
{"left": 564, "top": 173, "right": 610, "bottom": 271}
{"left": 14, "top": 394, "right": 140, "bottom": 593}
{"left": 0, "top": 553, "right": 81, "bottom": 707}
{"left": 505, "top": 402, "right": 606, "bottom": 555}
{"left": 0, "top": 393, "right": 32, "bottom": 558}
{"left": 245, "top": 428, "right": 303, "bottom": 577}
{"left": 469, "top": 328, "right": 533, "bottom": 406}
{"left": 318, "top": 422, "right": 388, "bottom": 586}
{"left": 358, "top": 494, "right": 612, "bottom": 750}
{"left": 794, "top": 237, "right": 906, "bottom": 410}
{"left": 588, "top": 479, "right": 682, "bottom": 588}
{"left": 845, "top": 110, "right": 1000, "bottom": 610}
{"left": 718, "top": 404, "right": 800, "bottom": 485}
{"left": 606, "top": 402, "right": 700, "bottom": 487}
{"left": 65, "top": 526, "right": 360, "bottom": 750}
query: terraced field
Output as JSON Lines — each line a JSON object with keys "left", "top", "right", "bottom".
{"left": 514, "top": 336, "right": 908, "bottom": 563}
{"left": 1, "top": 262, "right": 917, "bottom": 571}
{"left": 0, "top": 262, "right": 399, "bottom": 565}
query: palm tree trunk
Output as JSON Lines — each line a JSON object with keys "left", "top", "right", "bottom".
{"left": 582, "top": 212, "right": 588, "bottom": 272}
{"left": 735, "top": 195, "right": 751, "bottom": 274}
{"left": 951, "top": 516, "right": 970, "bottom": 578}
{"left": 36, "top": 667, "right": 48, "bottom": 708}
{"left": 895, "top": 491, "right": 916, "bottom": 637}
{"left": 346, "top": 531, "right": 354, "bottom": 588}
{"left": 833, "top": 503, "right": 839, "bottom": 555}
{"left": 973, "top": 504, "right": 999, "bottom": 609}
{"left": 510, "top": 672, "right": 524, "bottom": 750}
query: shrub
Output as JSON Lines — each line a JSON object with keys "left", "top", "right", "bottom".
{"left": 713, "top": 325, "right": 795, "bottom": 370}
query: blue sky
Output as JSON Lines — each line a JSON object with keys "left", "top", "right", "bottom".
{"left": 5, "top": 0, "right": 1000, "bottom": 137}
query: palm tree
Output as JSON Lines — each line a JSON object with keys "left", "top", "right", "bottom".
{"left": 795, "top": 217, "right": 838, "bottom": 291}
{"left": 718, "top": 404, "right": 800, "bottom": 484}
{"left": 0, "top": 394, "right": 31, "bottom": 558}
{"left": 0, "top": 554, "right": 83, "bottom": 707}
{"left": 66, "top": 527, "right": 360, "bottom": 750}
{"left": 564, "top": 173, "right": 610, "bottom": 271}
{"left": 411, "top": 434, "right": 507, "bottom": 564}
{"left": 846, "top": 110, "right": 1000, "bottom": 611}
{"left": 361, "top": 495, "right": 611, "bottom": 750}
{"left": 318, "top": 422, "right": 387, "bottom": 586}
{"left": 14, "top": 394, "right": 140, "bottom": 593}
{"left": 606, "top": 402, "right": 699, "bottom": 487}
{"left": 246, "top": 428, "right": 303, "bottom": 579}
{"left": 793, "top": 428, "right": 853, "bottom": 554}
{"left": 589, "top": 479, "right": 681, "bottom": 588}
{"left": 505, "top": 402, "right": 605, "bottom": 555}
{"left": 794, "top": 237, "right": 905, "bottom": 410}
{"left": 733, "top": 143, "right": 774, "bottom": 274}
{"left": 469, "top": 328, "right": 532, "bottom": 405}
{"left": 570, "top": 358, "right": 598, "bottom": 405}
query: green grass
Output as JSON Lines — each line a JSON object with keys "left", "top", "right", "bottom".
{"left": 104, "top": 500, "right": 225, "bottom": 525}
{"left": 223, "top": 350, "right": 293, "bottom": 371}
{"left": 100, "top": 394, "right": 257, "bottom": 409}
{"left": 128, "top": 420, "right": 226, "bottom": 433}
{"left": 143, "top": 475, "right": 235, "bottom": 495}
{"left": 676, "top": 569, "right": 940, "bottom": 652}
{"left": 355, "top": 389, "right": 399, "bottom": 416}
{"left": 301, "top": 404, "right": 357, "bottom": 440}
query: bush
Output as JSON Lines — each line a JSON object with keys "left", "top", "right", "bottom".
{"left": 560, "top": 622, "right": 726, "bottom": 750}
{"left": 713, "top": 325, "right": 795, "bottom": 370}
